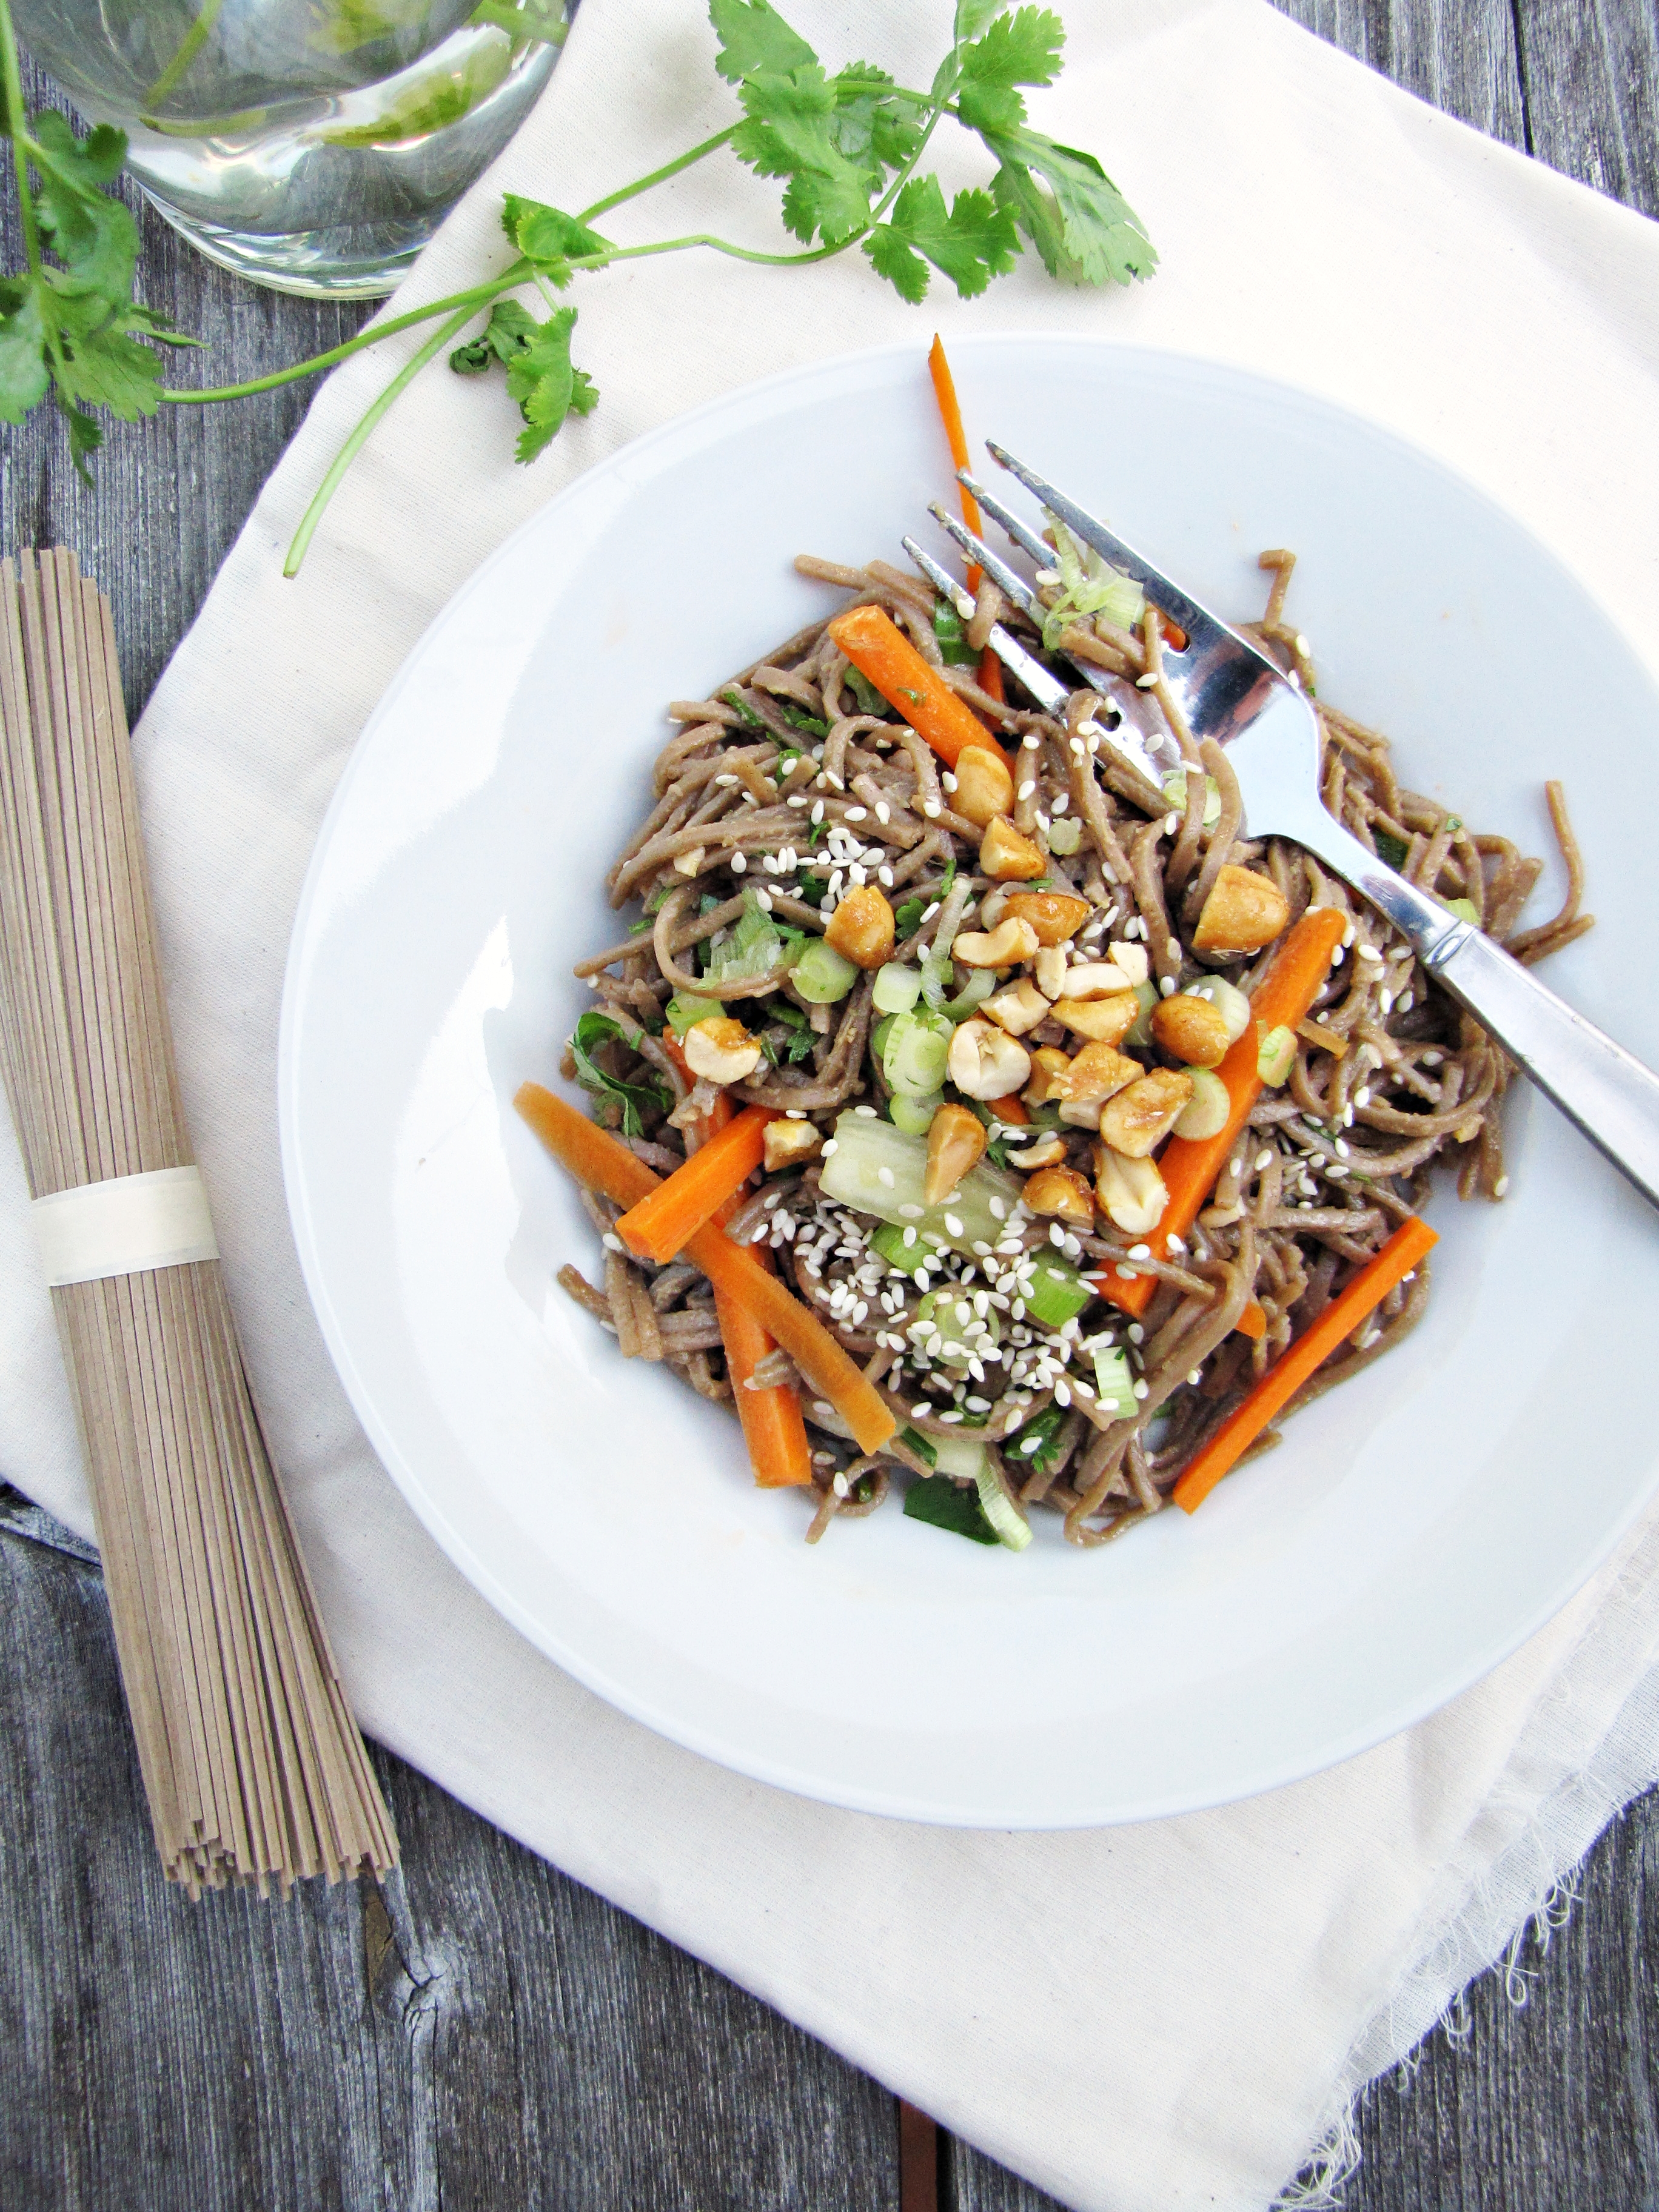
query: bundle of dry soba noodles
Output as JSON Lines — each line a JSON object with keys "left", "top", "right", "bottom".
{"left": 0, "top": 550, "right": 397, "bottom": 1892}
{"left": 559, "top": 542, "right": 1589, "bottom": 1547}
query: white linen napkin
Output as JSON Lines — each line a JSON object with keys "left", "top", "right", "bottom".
{"left": 5, "top": 2, "right": 1659, "bottom": 2204}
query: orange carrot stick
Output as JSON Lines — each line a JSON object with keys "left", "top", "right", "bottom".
{"left": 515, "top": 1084, "right": 894, "bottom": 1456}
{"left": 828, "top": 603, "right": 994, "bottom": 769}
{"left": 1173, "top": 1216, "right": 1437, "bottom": 1513}
{"left": 928, "top": 335, "right": 1005, "bottom": 705}
{"left": 715, "top": 1264, "right": 813, "bottom": 1487}
{"left": 1235, "top": 1299, "right": 1267, "bottom": 1341}
{"left": 617, "top": 1102, "right": 778, "bottom": 1264}
{"left": 1101, "top": 907, "right": 1349, "bottom": 1319}
{"left": 986, "top": 1093, "right": 1028, "bottom": 1127}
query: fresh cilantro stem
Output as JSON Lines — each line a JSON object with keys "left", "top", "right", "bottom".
{"left": 143, "top": 0, "right": 225, "bottom": 114}
{"left": 575, "top": 124, "right": 739, "bottom": 224}
{"left": 0, "top": 0, "right": 41, "bottom": 275}
{"left": 282, "top": 301, "right": 475, "bottom": 577}
{"left": 159, "top": 264, "right": 533, "bottom": 402}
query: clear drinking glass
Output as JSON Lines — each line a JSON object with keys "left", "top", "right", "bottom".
{"left": 13, "top": 0, "right": 567, "bottom": 296}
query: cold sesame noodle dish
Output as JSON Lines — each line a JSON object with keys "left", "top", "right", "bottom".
{"left": 517, "top": 522, "right": 1591, "bottom": 1555}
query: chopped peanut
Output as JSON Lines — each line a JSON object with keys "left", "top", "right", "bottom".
{"left": 1011, "top": 1131, "right": 1067, "bottom": 1168}
{"left": 984, "top": 977, "right": 1050, "bottom": 1036}
{"left": 1022, "top": 1045, "right": 1074, "bottom": 1107}
{"left": 823, "top": 883, "right": 896, "bottom": 968}
{"left": 1151, "top": 993, "right": 1232, "bottom": 1068}
{"left": 1193, "top": 864, "right": 1290, "bottom": 954}
{"left": 1107, "top": 939, "right": 1150, "bottom": 986}
{"left": 1033, "top": 945, "right": 1069, "bottom": 1000}
{"left": 979, "top": 816, "right": 1046, "bottom": 880}
{"left": 1094, "top": 1145, "right": 1168, "bottom": 1235}
{"left": 1022, "top": 1164, "right": 1094, "bottom": 1226}
{"left": 1002, "top": 890, "right": 1090, "bottom": 946}
{"left": 945, "top": 1018, "right": 1031, "bottom": 1101}
{"left": 1052, "top": 993, "right": 1139, "bottom": 1047}
{"left": 1060, "top": 959, "right": 1140, "bottom": 1000}
{"left": 1098, "top": 1068, "right": 1193, "bottom": 1156}
{"left": 673, "top": 846, "right": 705, "bottom": 877}
{"left": 952, "top": 915, "right": 1041, "bottom": 968}
{"left": 683, "top": 1016, "right": 763, "bottom": 1084}
{"left": 1057, "top": 1041, "right": 1141, "bottom": 1129}
{"left": 952, "top": 744, "right": 1016, "bottom": 826}
{"left": 762, "top": 1119, "right": 823, "bottom": 1173}
{"left": 924, "top": 1102, "right": 987, "bottom": 1205}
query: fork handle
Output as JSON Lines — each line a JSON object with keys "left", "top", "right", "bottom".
{"left": 1290, "top": 811, "right": 1659, "bottom": 1211}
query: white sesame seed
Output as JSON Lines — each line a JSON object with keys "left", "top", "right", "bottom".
{"left": 1188, "top": 1369, "right": 1202, "bottom": 1386}
{"left": 1159, "top": 975, "right": 1176, "bottom": 996}
{"left": 1136, "top": 672, "right": 1158, "bottom": 690}
{"left": 1378, "top": 990, "right": 1395, "bottom": 1014}
{"left": 854, "top": 1104, "right": 878, "bottom": 1117}
{"left": 602, "top": 1232, "right": 623, "bottom": 1253}
{"left": 1133, "top": 1379, "right": 1150, "bottom": 1398}
{"left": 811, "top": 800, "right": 824, "bottom": 823}
{"left": 899, "top": 1202, "right": 923, "bottom": 1218}
{"left": 730, "top": 851, "right": 747, "bottom": 873}
{"left": 1254, "top": 1150, "right": 1274, "bottom": 1172}
{"left": 1164, "top": 813, "right": 1181, "bottom": 834}
{"left": 1494, "top": 1175, "right": 1510, "bottom": 1197}
{"left": 831, "top": 1472, "right": 850, "bottom": 1498}
{"left": 821, "top": 1139, "right": 839, "bottom": 1155}
{"left": 1115, "top": 1264, "right": 1136, "bottom": 1279}
{"left": 922, "top": 799, "right": 942, "bottom": 817}
{"left": 846, "top": 806, "right": 867, "bottom": 822}
{"left": 1018, "top": 780, "right": 1037, "bottom": 800}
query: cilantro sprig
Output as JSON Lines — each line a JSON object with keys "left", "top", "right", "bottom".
{"left": 0, "top": 0, "right": 1155, "bottom": 566}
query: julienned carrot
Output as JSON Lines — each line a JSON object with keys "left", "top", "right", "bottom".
{"left": 828, "top": 603, "right": 994, "bottom": 769}
{"left": 1236, "top": 1299, "right": 1267, "bottom": 1341}
{"left": 927, "top": 335, "right": 1005, "bottom": 706}
{"left": 1101, "top": 907, "right": 1349, "bottom": 1319}
{"left": 1173, "top": 1216, "right": 1437, "bottom": 1513}
{"left": 514, "top": 1084, "right": 894, "bottom": 1457}
{"left": 714, "top": 1267, "right": 812, "bottom": 1487}
{"left": 986, "top": 1092, "right": 1028, "bottom": 1127}
{"left": 617, "top": 1102, "right": 778, "bottom": 1263}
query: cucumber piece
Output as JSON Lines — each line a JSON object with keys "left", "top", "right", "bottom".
{"left": 819, "top": 1112, "right": 1024, "bottom": 1253}
{"left": 665, "top": 993, "right": 721, "bottom": 1037}
{"left": 889, "top": 1091, "right": 942, "bottom": 1135}
{"left": 911, "top": 1289, "right": 1001, "bottom": 1367}
{"left": 931, "top": 1430, "right": 988, "bottom": 1481}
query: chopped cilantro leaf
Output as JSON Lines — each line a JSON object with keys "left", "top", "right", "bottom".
{"left": 1373, "top": 831, "right": 1409, "bottom": 870}
{"left": 568, "top": 1010, "right": 671, "bottom": 1136}
{"left": 933, "top": 598, "right": 979, "bottom": 665}
{"left": 845, "top": 668, "right": 889, "bottom": 717}
{"left": 903, "top": 1473, "right": 999, "bottom": 1544}
{"left": 721, "top": 686, "right": 768, "bottom": 727}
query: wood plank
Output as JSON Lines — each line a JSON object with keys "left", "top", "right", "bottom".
{"left": 0, "top": 1498, "right": 903, "bottom": 2210}
{"left": 1516, "top": 0, "right": 1659, "bottom": 217}
{"left": 1273, "top": 0, "right": 1527, "bottom": 146}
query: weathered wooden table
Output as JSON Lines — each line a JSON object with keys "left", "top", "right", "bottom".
{"left": 2, "top": 4, "right": 1657, "bottom": 2205}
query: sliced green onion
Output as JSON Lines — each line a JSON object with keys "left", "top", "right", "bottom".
{"left": 912, "top": 1289, "right": 1000, "bottom": 1367}
{"left": 873, "top": 962, "right": 922, "bottom": 1014}
{"left": 1173, "top": 1066, "right": 1230, "bottom": 1139}
{"left": 792, "top": 937, "right": 859, "bottom": 1004}
{"left": 1005, "top": 1403, "right": 1068, "bottom": 1474}
{"left": 883, "top": 1009, "right": 951, "bottom": 1098}
{"left": 1184, "top": 974, "right": 1251, "bottom": 1044}
{"left": 897, "top": 1425, "right": 939, "bottom": 1468}
{"left": 818, "top": 1113, "right": 1024, "bottom": 1253}
{"left": 1124, "top": 979, "right": 1159, "bottom": 1048}
{"left": 931, "top": 1430, "right": 990, "bottom": 1481}
{"left": 1021, "top": 1255, "right": 1094, "bottom": 1329}
{"left": 941, "top": 969, "right": 995, "bottom": 1019}
{"left": 889, "top": 1090, "right": 943, "bottom": 1134}
{"left": 705, "top": 890, "right": 794, "bottom": 987}
{"left": 1047, "top": 817, "right": 1082, "bottom": 856}
{"left": 870, "top": 1222, "right": 947, "bottom": 1278}
{"left": 665, "top": 993, "right": 722, "bottom": 1037}
{"left": 1093, "top": 1345, "right": 1137, "bottom": 1419}
{"left": 1256, "top": 1022, "right": 1296, "bottom": 1086}
{"left": 933, "top": 600, "right": 979, "bottom": 666}
{"left": 974, "top": 1457, "right": 1032, "bottom": 1550}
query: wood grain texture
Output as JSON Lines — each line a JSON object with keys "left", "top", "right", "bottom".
{"left": 2, "top": 0, "right": 1659, "bottom": 2206}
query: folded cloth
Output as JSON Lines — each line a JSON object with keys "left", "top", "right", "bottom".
{"left": 4, "top": 2, "right": 1659, "bottom": 2204}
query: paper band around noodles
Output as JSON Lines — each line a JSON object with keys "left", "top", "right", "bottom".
{"left": 32, "top": 1165, "right": 220, "bottom": 1287}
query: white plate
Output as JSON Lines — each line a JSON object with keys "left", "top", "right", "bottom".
{"left": 280, "top": 337, "right": 1659, "bottom": 1828}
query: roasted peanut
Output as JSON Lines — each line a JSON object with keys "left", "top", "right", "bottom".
{"left": 946, "top": 1018, "right": 1031, "bottom": 1101}
{"left": 1010, "top": 1131, "right": 1067, "bottom": 1168}
{"left": 684, "top": 1016, "right": 763, "bottom": 1084}
{"left": 1002, "top": 890, "right": 1091, "bottom": 946}
{"left": 762, "top": 1118, "right": 823, "bottom": 1173}
{"left": 952, "top": 915, "right": 1041, "bottom": 968}
{"left": 1057, "top": 1041, "right": 1142, "bottom": 1128}
{"left": 1060, "top": 959, "right": 1140, "bottom": 999}
{"left": 952, "top": 744, "right": 1016, "bottom": 826}
{"left": 1094, "top": 1145, "right": 1168, "bottom": 1235}
{"left": 1098, "top": 1068, "right": 1193, "bottom": 1156}
{"left": 1022, "top": 1164, "right": 1094, "bottom": 1226}
{"left": 979, "top": 815, "right": 1046, "bottom": 881}
{"left": 1022, "top": 1045, "right": 1074, "bottom": 1107}
{"left": 1052, "top": 992, "right": 1139, "bottom": 1047}
{"left": 1033, "top": 945, "right": 1069, "bottom": 1000}
{"left": 924, "top": 1101, "right": 987, "bottom": 1205}
{"left": 1106, "top": 939, "right": 1150, "bottom": 986}
{"left": 984, "top": 978, "right": 1050, "bottom": 1036}
{"left": 1192, "top": 863, "right": 1290, "bottom": 954}
{"left": 1151, "top": 992, "right": 1232, "bottom": 1068}
{"left": 823, "top": 883, "right": 896, "bottom": 968}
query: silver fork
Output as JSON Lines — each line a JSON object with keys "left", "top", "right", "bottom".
{"left": 919, "top": 443, "right": 1659, "bottom": 1213}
